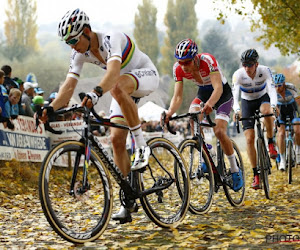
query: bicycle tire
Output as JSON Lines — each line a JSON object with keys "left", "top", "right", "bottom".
{"left": 222, "top": 140, "right": 246, "bottom": 206}
{"left": 257, "top": 138, "right": 271, "bottom": 199}
{"left": 39, "top": 140, "right": 113, "bottom": 243}
{"left": 287, "top": 140, "right": 293, "bottom": 184}
{"left": 138, "top": 137, "right": 190, "bottom": 228}
{"left": 178, "top": 139, "right": 214, "bottom": 214}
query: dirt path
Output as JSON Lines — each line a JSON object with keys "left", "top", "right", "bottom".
{"left": 0, "top": 157, "right": 300, "bottom": 249}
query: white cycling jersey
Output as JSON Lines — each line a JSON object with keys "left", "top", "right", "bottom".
{"left": 68, "top": 31, "right": 157, "bottom": 79}
{"left": 67, "top": 31, "right": 159, "bottom": 121}
{"left": 232, "top": 65, "right": 277, "bottom": 112}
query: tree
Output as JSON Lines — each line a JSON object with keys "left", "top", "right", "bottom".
{"left": 160, "top": 0, "right": 199, "bottom": 76}
{"left": 4, "top": 0, "right": 39, "bottom": 60}
{"left": 212, "top": 0, "right": 300, "bottom": 55}
{"left": 134, "top": 0, "right": 159, "bottom": 66}
{"left": 201, "top": 22, "right": 240, "bottom": 83}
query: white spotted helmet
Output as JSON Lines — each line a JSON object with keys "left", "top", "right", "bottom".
{"left": 58, "top": 8, "right": 90, "bottom": 41}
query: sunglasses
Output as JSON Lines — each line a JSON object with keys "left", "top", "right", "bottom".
{"left": 66, "top": 30, "right": 83, "bottom": 45}
{"left": 178, "top": 59, "right": 193, "bottom": 66}
{"left": 275, "top": 84, "right": 283, "bottom": 87}
{"left": 242, "top": 62, "right": 255, "bottom": 68}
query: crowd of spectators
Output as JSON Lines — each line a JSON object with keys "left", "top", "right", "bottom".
{"left": 0, "top": 64, "right": 60, "bottom": 130}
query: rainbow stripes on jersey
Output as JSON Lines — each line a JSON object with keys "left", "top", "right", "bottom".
{"left": 121, "top": 34, "right": 135, "bottom": 69}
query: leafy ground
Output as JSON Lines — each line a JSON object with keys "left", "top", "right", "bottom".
{"left": 0, "top": 155, "right": 300, "bottom": 249}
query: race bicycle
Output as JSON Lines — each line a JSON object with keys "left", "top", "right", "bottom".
{"left": 38, "top": 104, "right": 190, "bottom": 244}
{"left": 237, "top": 110, "right": 274, "bottom": 199}
{"left": 164, "top": 110, "right": 245, "bottom": 215}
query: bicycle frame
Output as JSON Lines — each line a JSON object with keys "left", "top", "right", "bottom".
{"left": 62, "top": 105, "right": 174, "bottom": 202}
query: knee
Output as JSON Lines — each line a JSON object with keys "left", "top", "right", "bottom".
{"left": 214, "top": 127, "right": 226, "bottom": 139}
{"left": 110, "top": 133, "right": 125, "bottom": 149}
{"left": 245, "top": 136, "right": 254, "bottom": 146}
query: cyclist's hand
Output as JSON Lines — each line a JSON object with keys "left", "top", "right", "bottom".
{"left": 234, "top": 110, "right": 241, "bottom": 122}
{"left": 272, "top": 106, "right": 279, "bottom": 117}
{"left": 160, "top": 111, "right": 171, "bottom": 127}
{"left": 39, "top": 106, "right": 54, "bottom": 124}
{"left": 201, "top": 102, "right": 213, "bottom": 115}
{"left": 82, "top": 92, "right": 99, "bottom": 109}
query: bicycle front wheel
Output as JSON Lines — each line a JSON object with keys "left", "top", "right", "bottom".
{"left": 287, "top": 140, "right": 294, "bottom": 184}
{"left": 39, "top": 140, "right": 113, "bottom": 243}
{"left": 257, "top": 138, "right": 271, "bottom": 199}
{"left": 179, "top": 139, "right": 214, "bottom": 214}
{"left": 222, "top": 140, "right": 246, "bottom": 206}
{"left": 138, "top": 137, "right": 190, "bottom": 228}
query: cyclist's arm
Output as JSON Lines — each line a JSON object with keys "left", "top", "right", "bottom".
{"left": 167, "top": 81, "right": 183, "bottom": 116}
{"left": 51, "top": 77, "right": 78, "bottom": 111}
{"left": 266, "top": 69, "right": 277, "bottom": 107}
{"left": 206, "top": 72, "right": 222, "bottom": 108}
{"left": 96, "top": 59, "right": 121, "bottom": 93}
{"left": 232, "top": 72, "right": 241, "bottom": 113}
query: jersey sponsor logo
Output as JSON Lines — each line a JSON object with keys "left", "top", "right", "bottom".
{"left": 259, "top": 74, "right": 263, "bottom": 77}
{"left": 135, "top": 69, "right": 157, "bottom": 78}
{"left": 100, "top": 46, "right": 104, "bottom": 51}
{"left": 241, "top": 83, "right": 252, "bottom": 87}
{"left": 104, "top": 36, "right": 112, "bottom": 57}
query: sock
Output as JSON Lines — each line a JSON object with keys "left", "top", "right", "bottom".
{"left": 253, "top": 167, "right": 258, "bottom": 176}
{"left": 130, "top": 124, "right": 146, "bottom": 149}
{"left": 280, "top": 153, "right": 285, "bottom": 161}
{"left": 268, "top": 138, "right": 274, "bottom": 144}
{"left": 227, "top": 153, "right": 239, "bottom": 173}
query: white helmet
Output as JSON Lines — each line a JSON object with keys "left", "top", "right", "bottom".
{"left": 58, "top": 9, "right": 90, "bottom": 41}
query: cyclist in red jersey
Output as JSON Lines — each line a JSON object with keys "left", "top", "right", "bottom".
{"left": 163, "top": 39, "right": 243, "bottom": 192}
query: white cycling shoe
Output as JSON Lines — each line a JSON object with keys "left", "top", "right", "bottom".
{"left": 279, "top": 160, "right": 286, "bottom": 171}
{"left": 131, "top": 146, "right": 151, "bottom": 171}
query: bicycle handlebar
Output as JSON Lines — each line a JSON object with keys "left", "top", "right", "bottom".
{"left": 162, "top": 110, "right": 216, "bottom": 135}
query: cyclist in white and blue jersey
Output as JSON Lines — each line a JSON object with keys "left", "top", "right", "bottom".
{"left": 232, "top": 49, "right": 278, "bottom": 189}
{"left": 274, "top": 73, "right": 300, "bottom": 170}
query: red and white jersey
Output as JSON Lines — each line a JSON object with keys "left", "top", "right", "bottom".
{"left": 173, "top": 53, "right": 227, "bottom": 90}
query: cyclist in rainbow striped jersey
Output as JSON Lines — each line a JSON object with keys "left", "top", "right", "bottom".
{"left": 274, "top": 73, "right": 300, "bottom": 170}
{"left": 42, "top": 8, "right": 159, "bottom": 223}
{"left": 232, "top": 49, "right": 278, "bottom": 189}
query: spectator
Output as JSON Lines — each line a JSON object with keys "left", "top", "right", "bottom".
{"left": 0, "top": 72, "right": 7, "bottom": 122}
{"left": 0, "top": 70, "right": 8, "bottom": 96}
{"left": 3, "top": 88, "right": 22, "bottom": 129}
{"left": 1, "top": 65, "right": 19, "bottom": 92}
{"left": 46, "top": 92, "right": 58, "bottom": 106}
{"left": 34, "top": 87, "right": 45, "bottom": 97}
{"left": 31, "top": 95, "right": 45, "bottom": 112}
{"left": 22, "top": 82, "right": 38, "bottom": 117}
{"left": 12, "top": 77, "right": 25, "bottom": 115}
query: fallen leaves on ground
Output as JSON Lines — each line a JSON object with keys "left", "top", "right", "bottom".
{"left": 0, "top": 152, "right": 300, "bottom": 249}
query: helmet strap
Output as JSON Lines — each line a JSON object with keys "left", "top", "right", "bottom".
{"left": 83, "top": 33, "right": 91, "bottom": 51}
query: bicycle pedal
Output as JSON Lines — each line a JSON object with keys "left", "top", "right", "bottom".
{"left": 135, "top": 166, "right": 147, "bottom": 173}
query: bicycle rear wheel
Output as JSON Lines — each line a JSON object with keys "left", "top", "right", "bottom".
{"left": 39, "top": 141, "right": 112, "bottom": 243}
{"left": 222, "top": 140, "right": 246, "bottom": 206}
{"left": 178, "top": 139, "right": 214, "bottom": 214}
{"left": 287, "top": 140, "right": 294, "bottom": 184}
{"left": 257, "top": 138, "right": 271, "bottom": 199}
{"left": 138, "top": 137, "right": 190, "bottom": 228}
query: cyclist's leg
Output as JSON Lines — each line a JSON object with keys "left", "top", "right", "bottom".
{"left": 292, "top": 118, "right": 300, "bottom": 164}
{"left": 241, "top": 98, "right": 261, "bottom": 188}
{"left": 260, "top": 102, "right": 278, "bottom": 158}
{"left": 214, "top": 98, "right": 243, "bottom": 191}
{"left": 276, "top": 118, "right": 286, "bottom": 170}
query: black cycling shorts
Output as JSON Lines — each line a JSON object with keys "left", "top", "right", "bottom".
{"left": 241, "top": 93, "right": 270, "bottom": 131}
